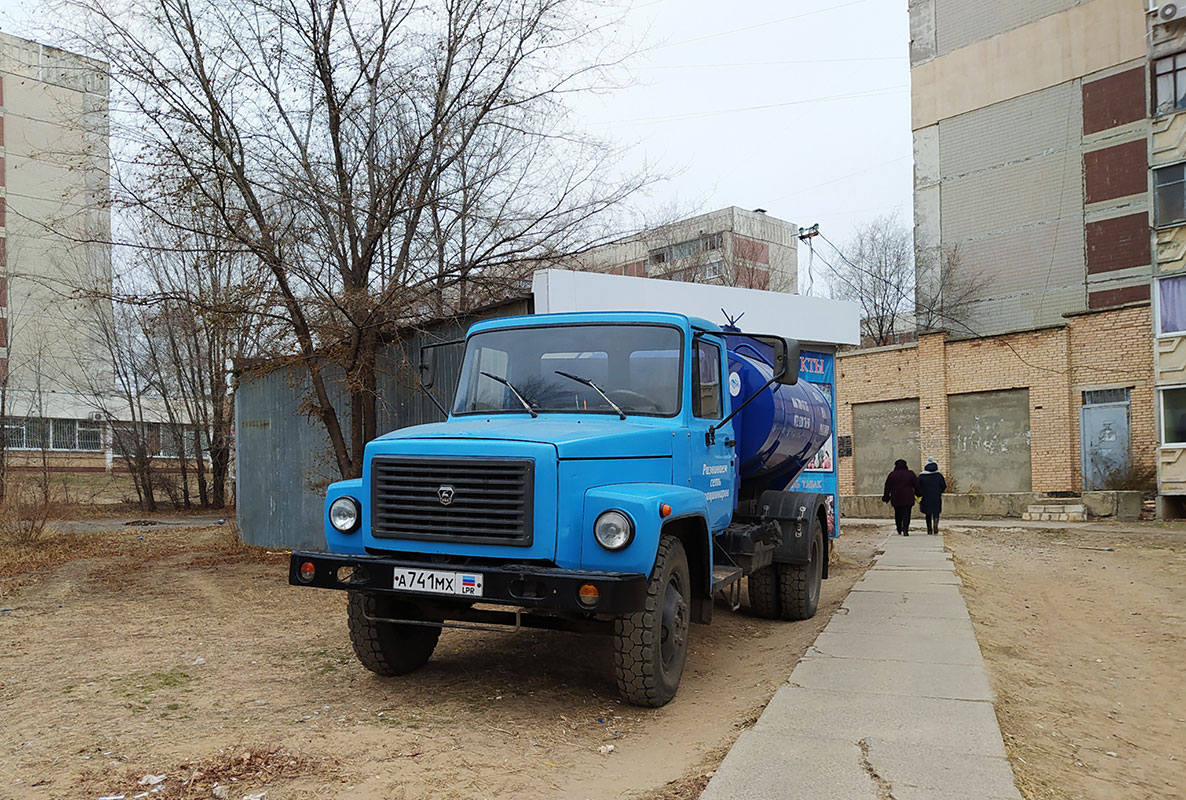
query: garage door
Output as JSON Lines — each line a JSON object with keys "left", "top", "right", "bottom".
{"left": 947, "top": 389, "right": 1031, "bottom": 493}
{"left": 852, "top": 399, "right": 921, "bottom": 494}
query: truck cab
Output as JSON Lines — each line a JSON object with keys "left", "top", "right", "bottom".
{"left": 290, "top": 311, "right": 833, "bottom": 707}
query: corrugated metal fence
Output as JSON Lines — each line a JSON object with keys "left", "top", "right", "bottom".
{"left": 235, "top": 299, "right": 529, "bottom": 548}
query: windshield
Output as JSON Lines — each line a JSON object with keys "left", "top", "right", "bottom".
{"left": 452, "top": 324, "right": 683, "bottom": 417}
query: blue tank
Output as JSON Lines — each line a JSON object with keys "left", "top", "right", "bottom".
{"left": 725, "top": 338, "right": 832, "bottom": 499}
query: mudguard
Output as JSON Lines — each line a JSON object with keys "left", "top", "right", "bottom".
{"left": 758, "top": 489, "right": 829, "bottom": 573}
{"left": 580, "top": 484, "right": 708, "bottom": 575}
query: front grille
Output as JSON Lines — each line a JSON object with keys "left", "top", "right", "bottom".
{"left": 370, "top": 457, "right": 534, "bottom": 546}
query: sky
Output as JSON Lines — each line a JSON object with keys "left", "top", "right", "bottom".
{"left": 0, "top": 0, "right": 914, "bottom": 285}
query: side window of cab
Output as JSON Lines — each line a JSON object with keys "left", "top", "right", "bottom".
{"left": 693, "top": 339, "right": 722, "bottom": 419}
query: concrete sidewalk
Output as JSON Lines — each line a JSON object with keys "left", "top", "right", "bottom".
{"left": 700, "top": 530, "right": 1022, "bottom": 800}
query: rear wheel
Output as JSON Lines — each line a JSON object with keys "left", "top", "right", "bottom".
{"left": 778, "top": 523, "right": 824, "bottom": 620}
{"left": 347, "top": 592, "right": 441, "bottom": 676}
{"left": 613, "top": 535, "right": 691, "bottom": 707}
{"left": 747, "top": 564, "right": 780, "bottom": 619}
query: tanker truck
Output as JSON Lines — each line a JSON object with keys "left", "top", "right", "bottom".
{"left": 288, "top": 309, "right": 835, "bottom": 707}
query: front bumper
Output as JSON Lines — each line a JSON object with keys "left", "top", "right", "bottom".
{"left": 289, "top": 551, "right": 648, "bottom": 615}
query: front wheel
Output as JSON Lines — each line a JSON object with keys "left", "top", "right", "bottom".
{"left": 347, "top": 592, "right": 441, "bottom": 676}
{"left": 778, "top": 524, "right": 824, "bottom": 620}
{"left": 613, "top": 535, "right": 691, "bottom": 707}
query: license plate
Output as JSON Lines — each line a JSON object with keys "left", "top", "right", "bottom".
{"left": 393, "top": 568, "right": 484, "bottom": 597}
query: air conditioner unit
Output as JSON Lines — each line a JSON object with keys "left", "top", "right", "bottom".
{"left": 1155, "top": 3, "right": 1182, "bottom": 23}
{"left": 87, "top": 411, "right": 104, "bottom": 421}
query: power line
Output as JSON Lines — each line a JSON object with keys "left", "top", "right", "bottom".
{"left": 811, "top": 230, "right": 1083, "bottom": 376}
{"left": 651, "top": 0, "right": 871, "bottom": 50}
{"left": 636, "top": 56, "right": 906, "bottom": 70}
{"left": 601, "top": 85, "right": 908, "bottom": 126}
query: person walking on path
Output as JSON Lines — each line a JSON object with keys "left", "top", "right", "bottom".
{"left": 882, "top": 458, "right": 920, "bottom": 536}
{"left": 918, "top": 457, "right": 947, "bottom": 535}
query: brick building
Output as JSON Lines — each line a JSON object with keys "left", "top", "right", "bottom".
{"left": 836, "top": 304, "right": 1155, "bottom": 497}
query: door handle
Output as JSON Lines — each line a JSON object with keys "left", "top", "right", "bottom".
{"left": 724, "top": 438, "right": 736, "bottom": 448}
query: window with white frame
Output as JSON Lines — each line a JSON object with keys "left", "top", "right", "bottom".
{"left": 1161, "top": 275, "right": 1186, "bottom": 335}
{"left": 1155, "top": 163, "right": 1186, "bottom": 227}
{"left": 2, "top": 418, "right": 103, "bottom": 451}
{"left": 1163, "top": 387, "right": 1186, "bottom": 445}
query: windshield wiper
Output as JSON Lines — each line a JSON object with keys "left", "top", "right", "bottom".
{"left": 554, "top": 370, "right": 626, "bottom": 420}
{"left": 480, "top": 371, "right": 538, "bottom": 418}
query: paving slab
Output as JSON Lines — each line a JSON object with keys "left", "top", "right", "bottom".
{"left": 824, "top": 613, "right": 977, "bottom": 638}
{"left": 863, "top": 738, "right": 1021, "bottom": 800}
{"left": 853, "top": 571, "right": 964, "bottom": 590}
{"left": 807, "top": 629, "right": 985, "bottom": 666}
{"left": 701, "top": 531, "right": 1022, "bottom": 799}
{"left": 751, "top": 685, "right": 1008, "bottom": 757}
{"left": 790, "top": 655, "right": 995, "bottom": 701}
{"left": 841, "top": 590, "right": 971, "bottom": 620}
{"left": 699, "top": 732, "right": 879, "bottom": 800}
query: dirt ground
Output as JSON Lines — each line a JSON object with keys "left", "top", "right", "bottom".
{"left": 946, "top": 525, "right": 1186, "bottom": 800}
{"left": 0, "top": 524, "right": 882, "bottom": 800}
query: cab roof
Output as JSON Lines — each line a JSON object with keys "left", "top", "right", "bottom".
{"left": 467, "top": 311, "right": 724, "bottom": 336}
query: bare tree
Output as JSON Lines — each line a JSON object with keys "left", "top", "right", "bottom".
{"left": 914, "top": 244, "right": 993, "bottom": 335}
{"left": 829, "top": 213, "right": 916, "bottom": 347}
{"left": 57, "top": 0, "right": 650, "bottom": 480}
{"left": 828, "top": 214, "right": 991, "bottom": 346}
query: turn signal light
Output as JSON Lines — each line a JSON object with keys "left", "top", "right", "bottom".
{"left": 298, "top": 561, "right": 316, "bottom": 583}
{"left": 660, "top": 503, "right": 672, "bottom": 518}
{"left": 578, "top": 583, "right": 600, "bottom": 607}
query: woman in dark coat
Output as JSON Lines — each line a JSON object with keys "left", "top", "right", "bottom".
{"left": 918, "top": 458, "right": 947, "bottom": 535}
{"left": 882, "top": 459, "right": 920, "bottom": 536}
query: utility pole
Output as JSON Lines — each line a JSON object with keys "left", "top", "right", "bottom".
{"left": 798, "top": 224, "right": 820, "bottom": 296}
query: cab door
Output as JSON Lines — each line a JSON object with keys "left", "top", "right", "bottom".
{"left": 689, "top": 336, "right": 735, "bottom": 531}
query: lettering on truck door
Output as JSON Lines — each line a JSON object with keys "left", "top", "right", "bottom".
{"left": 691, "top": 338, "right": 734, "bottom": 530}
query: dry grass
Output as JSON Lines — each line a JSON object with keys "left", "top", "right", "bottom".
{"left": 82, "top": 745, "right": 333, "bottom": 799}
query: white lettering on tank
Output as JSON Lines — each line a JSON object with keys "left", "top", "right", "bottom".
{"left": 702, "top": 464, "right": 730, "bottom": 475}
{"left": 705, "top": 489, "right": 730, "bottom": 501}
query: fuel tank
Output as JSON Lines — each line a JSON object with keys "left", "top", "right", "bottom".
{"left": 726, "top": 340, "right": 832, "bottom": 499}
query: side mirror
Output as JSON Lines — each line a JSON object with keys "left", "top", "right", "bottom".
{"left": 773, "top": 337, "right": 800, "bottom": 385}
{"left": 419, "top": 346, "right": 436, "bottom": 389}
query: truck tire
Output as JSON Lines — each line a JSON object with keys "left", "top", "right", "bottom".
{"left": 613, "top": 535, "right": 690, "bottom": 708}
{"left": 778, "top": 524, "right": 823, "bottom": 620}
{"left": 347, "top": 592, "right": 441, "bottom": 676}
{"left": 747, "top": 565, "right": 780, "bottom": 619}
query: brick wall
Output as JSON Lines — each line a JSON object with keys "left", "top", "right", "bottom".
{"left": 1083, "top": 66, "right": 1146, "bottom": 135}
{"left": 836, "top": 304, "right": 1154, "bottom": 493}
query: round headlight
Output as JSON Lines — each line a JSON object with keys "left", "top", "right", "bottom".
{"left": 329, "top": 497, "right": 360, "bottom": 532}
{"left": 594, "top": 510, "right": 634, "bottom": 551}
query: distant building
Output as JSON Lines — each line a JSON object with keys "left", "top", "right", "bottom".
{"left": 570, "top": 207, "right": 798, "bottom": 293}
{"left": 0, "top": 34, "right": 183, "bottom": 473}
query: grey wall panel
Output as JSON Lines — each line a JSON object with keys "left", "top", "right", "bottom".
{"left": 938, "top": 83, "right": 1080, "bottom": 178}
{"left": 940, "top": 152, "right": 1083, "bottom": 243}
{"left": 947, "top": 389, "right": 1032, "bottom": 492}
{"left": 235, "top": 365, "right": 351, "bottom": 550}
{"left": 951, "top": 285, "right": 1084, "bottom": 339}
{"left": 853, "top": 399, "right": 922, "bottom": 494}
{"left": 935, "top": 0, "right": 1078, "bottom": 57}
{"left": 954, "top": 222, "right": 1086, "bottom": 295}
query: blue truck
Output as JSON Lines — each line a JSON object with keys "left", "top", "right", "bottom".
{"left": 289, "top": 310, "right": 835, "bottom": 707}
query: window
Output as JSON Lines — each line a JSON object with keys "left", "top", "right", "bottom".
{"left": 1, "top": 417, "right": 104, "bottom": 451}
{"left": 1155, "top": 164, "right": 1186, "bottom": 227}
{"left": 1163, "top": 387, "right": 1186, "bottom": 445}
{"left": 1155, "top": 53, "right": 1186, "bottom": 116}
{"left": 692, "top": 339, "right": 722, "bottom": 419}
{"left": 77, "top": 420, "right": 103, "bottom": 451}
{"left": 1083, "top": 388, "right": 1131, "bottom": 406}
{"left": 1161, "top": 275, "right": 1186, "bottom": 334}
